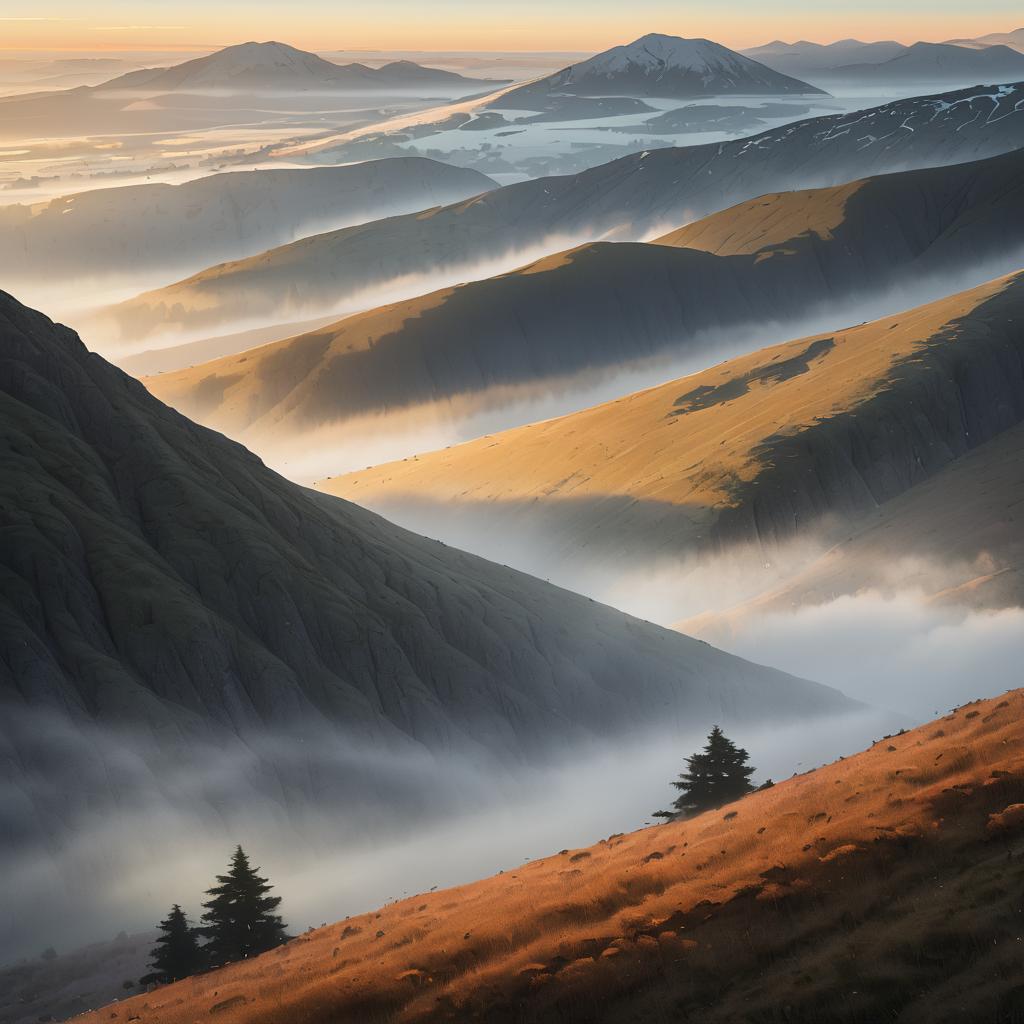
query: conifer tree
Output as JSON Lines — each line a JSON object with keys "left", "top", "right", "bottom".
{"left": 200, "top": 846, "right": 288, "bottom": 966}
{"left": 654, "top": 725, "right": 756, "bottom": 819}
{"left": 140, "top": 904, "right": 205, "bottom": 986}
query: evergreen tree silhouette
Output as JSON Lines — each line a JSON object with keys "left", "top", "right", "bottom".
{"left": 654, "top": 725, "right": 756, "bottom": 819}
{"left": 200, "top": 846, "right": 288, "bottom": 966}
{"left": 140, "top": 904, "right": 205, "bottom": 986}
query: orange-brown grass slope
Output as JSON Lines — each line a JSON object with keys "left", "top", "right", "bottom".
{"left": 82, "top": 690, "right": 1024, "bottom": 1024}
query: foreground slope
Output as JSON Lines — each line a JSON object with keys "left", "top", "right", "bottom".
{"left": 77, "top": 689, "right": 1024, "bottom": 1023}
{"left": 0, "top": 289, "right": 847, "bottom": 863}
{"left": 322, "top": 271, "right": 1024, "bottom": 608}
{"left": 104, "top": 82, "right": 1024, "bottom": 340}
{"left": 0, "top": 158, "right": 495, "bottom": 283}
{"left": 144, "top": 149, "right": 1024, "bottom": 444}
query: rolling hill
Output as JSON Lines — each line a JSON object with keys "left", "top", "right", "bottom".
{"left": 493, "top": 33, "right": 824, "bottom": 103}
{"left": 0, "top": 158, "right": 495, "bottom": 282}
{"left": 72, "top": 687, "right": 1024, "bottom": 1023}
{"left": 102, "top": 81, "right": 1024, "bottom": 343}
{"left": 320, "top": 271, "right": 1024, "bottom": 611}
{"left": 0, "top": 288, "right": 852, "bottom": 961}
{"left": 142, "top": 149, "right": 1024, "bottom": 452}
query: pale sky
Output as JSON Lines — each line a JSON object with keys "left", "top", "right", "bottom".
{"left": 0, "top": 0, "right": 1020, "bottom": 53}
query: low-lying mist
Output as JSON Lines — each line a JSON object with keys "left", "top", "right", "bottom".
{"left": 0, "top": 700, "right": 899, "bottom": 968}
{"left": 221, "top": 254, "right": 1024, "bottom": 484}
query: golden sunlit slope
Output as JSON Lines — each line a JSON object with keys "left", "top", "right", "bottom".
{"left": 142, "top": 148, "right": 1024, "bottom": 440}
{"left": 79, "top": 689, "right": 1024, "bottom": 1024}
{"left": 321, "top": 271, "right": 1024, "bottom": 604}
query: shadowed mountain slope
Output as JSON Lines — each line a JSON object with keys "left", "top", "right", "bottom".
{"left": 0, "top": 287, "right": 849, "bottom": 848}
{"left": 0, "top": 158, "right": 495, "bottom": 282}
{"left": 321, "top": 271, "right": 1024, "bottom": 608}
{"left": 145, "top": 149, "right": 1024, "bottom": 445}
{"left": 74, "top": 688, "right": 1024, "bottom": 1024}
{"left": 104, "top": 82, "right": 1024, "bottom": 341}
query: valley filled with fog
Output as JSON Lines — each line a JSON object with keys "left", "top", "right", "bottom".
{"left": 2, "top": 21, "right": 1024, "bottom": 1024}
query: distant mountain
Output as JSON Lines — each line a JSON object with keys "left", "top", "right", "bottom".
{"left": 741, "top": 38, "right": 908, "bottom": 76}
{"left": 0, "top": 289, "right": 848, "bottom": 959}
{"left": 828, "top": 41, "right": 1024, "bottom": 82}
{"left": 96, "top": 40, "right": 504, "bottom": 93}
{"left": 322, "top": 271, "right": 1024, "bottom": 614}
{"left": 494, "top": 33, "right": 824, "bottom": 103}
{"left": 944, "top": 27, "right": 1024, "bottom": 53}
{"left": 102, "top": 82, "right": 1024, "bottom": 345}
{"left": 0, "top": 158, "right": 495, "bottom": 282}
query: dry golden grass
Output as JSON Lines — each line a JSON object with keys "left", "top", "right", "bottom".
{"left": 81, "top": 689, "right": 1024, "bottom": 1024}
{"left": 653, "top": 179, "right": 864, "bottom": 256}
{"left": 320, "top": 273, "right": 1013, "bottom": 517}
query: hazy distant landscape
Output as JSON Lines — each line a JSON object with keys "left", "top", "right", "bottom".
{"left": 2, "top": 5, "right": 1023, "bottom": 1022}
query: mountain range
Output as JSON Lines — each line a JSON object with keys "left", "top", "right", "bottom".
{"left": 141, "top": 148, "right": 1024, "bottom": 454}
{"left": 94, "top": 41, "right": 505, "bottom": 94}
{"left": 100, "top": 81, "right": 1024, "bottom": 346}
{"left": 826, "top": 41, "right": 1024, "bottom": 84}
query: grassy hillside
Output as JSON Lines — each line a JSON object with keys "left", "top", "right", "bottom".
{"left": 76, "top": 688, "right": 1024, "bottom": 1023}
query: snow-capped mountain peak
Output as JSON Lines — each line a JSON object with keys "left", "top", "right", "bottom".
{"left": 500, "top": 31, "right": 825, "bottom": 101}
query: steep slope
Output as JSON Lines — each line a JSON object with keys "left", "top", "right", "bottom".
{"left": 320, "top": 272, "right": 1024, "bottom": 608}
{"left": 0, "top": 158, "right": 495, "bottom": 282}
{"left": 75, "top": 688, "right": 1024, "bottom": 1024}
{"left": 143, "top": 149, "right": 1024, "bottom": 445}
{"left": 829, "top": 41, "right": 1024, "bottom": 83}
{"left": 493, "top": 33, "right": 823, "bottom": 103}
{"left": 0, "top": 290, "right": 852, "bottom": 959}
{"left": 103, "top": 81, "right": 1024, "bottom": 341}
{"left": 96, "top": 41, "right": 501, "bottom": 93}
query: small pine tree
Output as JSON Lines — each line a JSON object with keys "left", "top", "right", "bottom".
{"left": 200, "top": 846, "right": 288, "bottom": 966}
{"left": 140, "top": 904, "right": 205, "bottom": 986}
{"left": 654, "top": 725, "right": 756, "bottom": 819}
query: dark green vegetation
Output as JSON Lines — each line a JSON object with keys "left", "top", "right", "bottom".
{"left": 200, "top": 848, "right": 289, "bottom": 968}
{"left": 653, "top": 725, "right": 757, "bottom": 818}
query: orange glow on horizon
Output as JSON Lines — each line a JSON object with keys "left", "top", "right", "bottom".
{"left": 0, "top": 9, "right": 1018, "bottom": 55}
